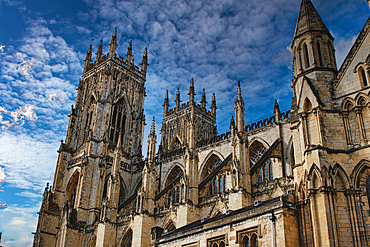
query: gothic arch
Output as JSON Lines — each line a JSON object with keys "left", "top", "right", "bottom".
{"left": 66, "top": 170, "right": 81, "bottom": 208}
{"left": 308, "top": 164, "right": 322, "bottom": 189}
{"left": 132, "top": 178, "right": 142, "bottom": 195}
{"left": 332, "top": 163, "right": 350, "bottom": 190}
{"left": 249, "top": 137, "right": 270, "bottom": 149}
{"left": 249, "top": 140, "right": 268, "bottom": 166}
{"left": 354, "top": 62, "right": 366, "bottom": 73}
{"left": 169, "top": 136, "right": 182, "bottom": 150}
{"left": 303, "top": 97, "right": 313, "bottom": 112}
{"left": 164, "top": 164, "right": 184, "bottom": 188}
{"left": 102, "top": 173, "right": 127, "bottom": 204}
{"left": 350, "top": 159, "right": 370, "bottom": 189}
{"left": 120, "top": 228, "right": 133, "bottom": 247}
{"left": 341, "top": 97, "right": 355, "bottom": 110}
{"left": 198, "top": 150, "right": 224, "bottom": 182}
{"left": 163, "top": 220, "right": 176, "bottom": 233}
{"left": 199, "top": 153, "right": 223, "bottom": 182}
{"left": 355, "top": 93, "right": 369, "bottom": 106}
{"left": 365, "top": 53, "right": 370, "bottom": 66}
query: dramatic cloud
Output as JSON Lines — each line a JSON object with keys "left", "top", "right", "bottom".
{"left": 0, "top": 105, "right": 38, "bottom": 130}
{"left": 0, "top": 132, "right": 59, "bottom": 192}
{"left": 14, "top": 58, "right": 34, "bottom": 76}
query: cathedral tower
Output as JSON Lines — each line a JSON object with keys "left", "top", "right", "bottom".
{"left": 33, "top": 29, "right": 148, "bottom": 247}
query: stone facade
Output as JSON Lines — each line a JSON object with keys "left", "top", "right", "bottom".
{"left": 33, "top": 0, "right": 370, "bottom": 246}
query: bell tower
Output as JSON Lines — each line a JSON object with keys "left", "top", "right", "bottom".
{"left": 33, "top": 28, "right": 148, "bottom": 247}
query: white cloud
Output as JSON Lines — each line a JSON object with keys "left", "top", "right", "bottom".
{"left": 9, "top": 216, "right": 27, "bottom": 226}
{"left": 0, "top": 45, "right": 4, "bottom": 53}
{"left": 0, "top": 132, "right": 59, "bottom": 191}
{"left": 335, "top": 34, "right": 357, "bottom": 68}
{"left": 15, "top": 58, "right": 34, "bottom": 76}
{"left": 0, "top": 166, "right": 5, "bottom": 183}
{"left": 0, "top": 105, "right": 38, "bottom": 130}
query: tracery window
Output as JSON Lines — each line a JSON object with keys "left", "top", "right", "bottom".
{"left": 109, "top": 99, "right": 127, "bottom": 143}
{"left": 121, "top": 229, "right": 132, "bottom": 247}
{"left": 167, "top": 186, "right": 180, "bottom": 205}
{"left": 207, "top": 172, "right": 226, "bottom": 196}
{"left": 239, "top": 231, "right": 259, "bottom": 247}
{"left": 250, "top": 145, "right": 266, "bottom": 166}
{"left": 258, "top": 159, "right": 273, "bottom": 183}
{"left": 208, "top": 236, "right": 226, "bottom": 247}
{"left": 165, "top": 221, "right": 176, "bottom": 233}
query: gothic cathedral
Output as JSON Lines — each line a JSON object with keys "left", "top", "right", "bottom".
{"left": 33, "top": 0, "right": 370, "bottom": 246}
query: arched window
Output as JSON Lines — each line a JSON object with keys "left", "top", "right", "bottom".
{"left": 201, "top": 154, "right": 222, "bottom": 180}
{"left": 121, "top": 229, "right": 132, "bottom": 247}
{"left": 317, "top": 40, "right": 323, "bottom": 66}
{"left": 250, "top": 142, "right": 266, "bottom": 167}
{"left": 268, "top": 160, "right": 273, "bottom": 181}
{"left": 303, "top": 43, "right": 310, "bottom": 69}
{"left": 242, "top": 236, "right": 250, "bottom": 247}
{"left": 304, "top": 98, "right": 312, "bottom": 112}
{"left": 165, "top": 165, "right": 183, "bottom": 187}
{"left": 109, "top": 99, "right": 127, "bottom": 143}
{"left": 251, "top": 234, "right": 258, "bottom": 247}
{"left": 165, "top": 221, "right": 176, "bottom": 233}
{"left": 172, "top": 138, "right": 181, "bottom": 150}
{"left": 66, "top": 172, "right": 80, "bottom": 208}
{"left": 359, "top": 67, "right": 368, "bottom": 87}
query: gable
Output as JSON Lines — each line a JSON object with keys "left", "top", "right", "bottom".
{"left": 336, "top": 17, "right": 370, "bottom": 96}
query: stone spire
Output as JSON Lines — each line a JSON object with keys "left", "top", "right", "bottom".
{"left": 175, "top": 87, "right": 181, "bottom": 110}
{"left": 125, "top": 41, "right": 133, "bottom": 68}
{"left": 234, "top": 81, "right": 245, "bottom": 133}
{"left": 274, "top": 99, "right": 281, "bottom": 123}
{"left": 163, "top": 90, "right": 169, "bottom": 118}
{"left": 83, "top": 43, "right": 92, "bottom": 73}
{"left": 140, "top": 47, "right": 148, "bottom": 77}
{"left": 293, "top": 0, "right": 331, "bottom": 43}
{"left": 95, "top": 39, "right": 103, "bottom": 65}
{"left": 211, "top": 92, "right": 217, "bottom": 116}
{"left": 200, "top": 88, "right": 207, "bottom": 108}
{"left": 367, "top": 0, "right": 370, "bottom": 9}
{"left": 108, "top": 27, "right": 117, "bottom": 58}
{"left": 188, "top": 78, "right": 195, "bottom": 106}
{"left": 147, "top": 117, "right": 156, "bottom": 164}
{"left": 237, "top": 81, "right": 243, "bottom": 101}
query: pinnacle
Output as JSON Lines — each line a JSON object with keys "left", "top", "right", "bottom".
{"left": 293, "top": 0, "right": 331, "bottom": 41}
{"left": 237, "top": 81, "right": 242, "bottom": 101}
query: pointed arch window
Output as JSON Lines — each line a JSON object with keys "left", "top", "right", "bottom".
{"left": 359, "top": 67, "right": 368, "bottom": 87}
{"left": 109, "top": 99, "right": 127, "bottom": 143}
{"left": 303, "top": 43, "right": 310, "bottom": 69}
{"left": 251, "top": 145, "right": 267, "bottom": 165}
{"left": 121, "top": 229, "right": 133, "bottom": 247}
{"left": 317, "top": 40, "right": 323, "bottom": 66}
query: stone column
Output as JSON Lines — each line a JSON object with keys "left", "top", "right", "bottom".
{"left": 301, "top": 113, "right": 309, "bottom": 147}
{"left": 354, "top": 106, "right": 367, "bottom": 145}
{"left": 313, "top": 109, "right": 322, "bottom": 145}
{"left": 341, "top": 111, "right": 352, "bottom": 144}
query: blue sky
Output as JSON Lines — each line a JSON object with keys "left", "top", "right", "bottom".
{"left": 0, "top": 0, "right": 368, "bottom": 246}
